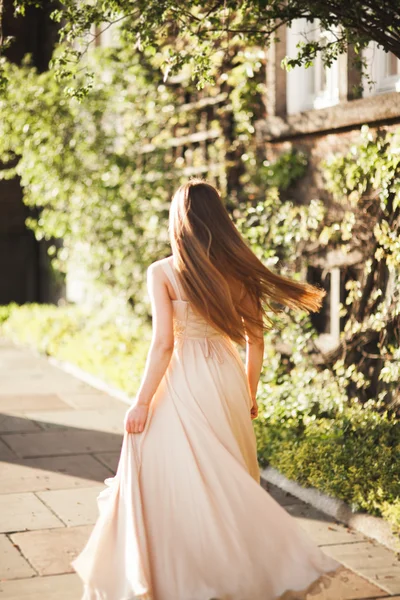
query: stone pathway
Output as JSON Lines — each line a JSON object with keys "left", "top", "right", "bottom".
{"left": 0, "top": 339, "right": 399, "bottom": 599}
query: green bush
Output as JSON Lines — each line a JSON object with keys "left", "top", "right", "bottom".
{"left": 2, "top": 303, "right": 151, "bottom": 395}
{"left": 255, "top": 397, "right": 400, "bottom": 532}
{"left": 250, "top": 315, "right": 400, "bottom": 533}
{"left": 235, "top": 129, "right": 400, "bottom": 535}
{"left": 0, "top": 304, "right": 17, "bottom": 325}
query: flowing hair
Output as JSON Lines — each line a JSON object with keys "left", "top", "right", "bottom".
{"left": 169, "top": 179, "right": 325, "bottom": 345}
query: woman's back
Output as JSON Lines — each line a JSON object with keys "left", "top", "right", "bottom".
{"left": 72, "top": 181, "right": 340, "bottom": 600}
{"left": 162, "top": 256, "right": 242, "bottom": 362}
{"left": 163, "top": 257, "right": 241, "bottom": 342}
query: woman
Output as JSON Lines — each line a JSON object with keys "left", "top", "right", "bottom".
{"left": 71, "top": 179, "right": 341, "bottom": 600}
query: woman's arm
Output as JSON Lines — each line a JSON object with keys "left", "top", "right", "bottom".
{"left": 242, "top": 293, "right": 265, "bottom": 419}
{"left": 124, "top": 262, "right": 174, "bottom": 433}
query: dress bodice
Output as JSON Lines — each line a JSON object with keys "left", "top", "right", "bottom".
{"left": 172, "top": 300, "right": 230, "bottom": 363}
{"left": 163, "top": 259, "right": 232, "bottom": 363}
{"left": 172, "top": 300, "right": 226, "bottom": 340}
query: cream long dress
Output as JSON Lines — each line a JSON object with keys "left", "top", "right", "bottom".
{"left": 71, "top": 259, "right": 340, "bottom": 600}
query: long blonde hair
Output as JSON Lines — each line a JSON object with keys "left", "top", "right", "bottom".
{"left": 169, "top": 179, "right": 325, "bottom": 345}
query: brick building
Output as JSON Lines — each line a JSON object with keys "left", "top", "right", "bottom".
{"left": 258, "top": 21, "right": 400, "bottom": 351}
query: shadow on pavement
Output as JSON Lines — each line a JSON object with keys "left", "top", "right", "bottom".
{"left": 0, "top": 412, "right": 123, "bottom": 486}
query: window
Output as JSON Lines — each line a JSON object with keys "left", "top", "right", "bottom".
{"left": 90, "top": 22, "right": 120, "bottom": 49}
{"left": 362, "top": 43, "right": 400, "bottom": 97}
{"left": 308, "top": 263, "right": 362, "bottom": 353}
{"left": 286, "top": 20, "right": 339, "bottom": 115}
{"left": 308, "top": 266, "right": 342, "bottom": 352}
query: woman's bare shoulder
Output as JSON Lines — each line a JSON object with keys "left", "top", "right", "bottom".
{"left": 147, "top": 256, "right": 173, "bottom": 273}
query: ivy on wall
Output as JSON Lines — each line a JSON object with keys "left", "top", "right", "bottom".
{"left": 235, "top": 138, "right": 400, "bottom": 530}
{"left": 321, "top": 127, "right": 400, "bottom": 406}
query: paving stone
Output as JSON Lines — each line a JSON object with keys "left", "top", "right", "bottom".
{"left": 37, "top": 486, "right": 104, "bottom": 526}
{"left": 59, "top": 392, "right": 123, "bottom": 410}
{"left": 285, "top": 503, "right": 366, "bottom": 545}
{"left": 0, "top": 357, "right": 44, "bottom": 369}
{"left": 10, "top": 525, "right": 93, "bottom": 576}
{"left": 33, "top": 420, "right": 70, "bottom": 431}
{"left": 262, "top": 481, "right": 304, "bottom": 506}
{"left": 3, "top": 429, "right": 123, "bottom": 458}
{"left": 0, "top": 455, "right": 112, "bottom": 493}
{"left": 324, "top": 540, "right": 400, "bottom": 595}
{"left": 283, "top": 567, "right": 388, "bottom": 599}
{"left": 0, "top": 394, "right": 70, "bottom": 413}
{"left": 0, "top": 438, "right": 17, "bottom": 461}
{"left": 0, "top": 533, "right": 36, "bottom": 579}
{"left": 0, "top": 367, "right": 46, "bottom": 378}
{"left": 0, "top": 377, "right": 98, "bottom": 396}
{"left": 0, "top": 367, "right": 48, "bottom": 381}
{"left": 302, "top": 567, "right": 387, "bottom": 599}
{"left": 0, "top": 573, "right": 83, "bottom": 599}
{"left": 0, "top": 492, "right": 64, "bottom": 533}
{"left": 23, "top": 408, "right": 126, "bottom": 434}
{"left": 93, "top": 451, "right": 121, "bottom": 473}
{"left": 0, "top": 414, "right": 42, "bottom": 434}
{"left": 0, "top": 339, "right": 23, "bottom": 350}
{"left": 0, "top": 357, "right": 43, "bottom": 368}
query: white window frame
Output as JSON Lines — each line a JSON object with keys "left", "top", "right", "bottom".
{"left": 362, "top": 42, "right": 400, "bottom": 97}
{"left": 314, "top": 266, "right": 342, "bottom": 353}
{"left": 89, "top": 21, "right": 120, "bottom": 49}
{"left": 313, "top": 30, "right": 340, "bottom": 110}
{"left": 286, "top": 20, "right": 339, "bottom": 115}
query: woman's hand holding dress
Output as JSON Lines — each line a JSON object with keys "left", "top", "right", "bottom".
{"left": 124, "top": 401, "right": 149, "bottom": 434}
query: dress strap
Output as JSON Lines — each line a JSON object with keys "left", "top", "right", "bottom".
{"left": 162, "top": 260, "right": 183, "bottom": 301}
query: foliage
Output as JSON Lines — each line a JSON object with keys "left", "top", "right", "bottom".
{"left": 238, "top": 128, "right": 399, "bottom": 415}
{"left": 0, "top": 44, "right": 265, "bottom": 313}
{"left": 0, "top": 19, "right": 399, "bottom": 532}
{"left": 255, "top": 395, "right": 400, "bottom": 531}
{"left": 321, "top": 126, "right": 400, "bottom": 406}
{"left": 1, "top": 303, "right": 150, "bottom": 394}
{"left": 248, "top": 132, "right": 400, "bottom": 529}
{"left": 235, "top": 133, "right": 400, "bottom": 531}
{"left": 0, "top": 304, "right": 16, "bottom": 325}
{"left": 0, "top": 50, "right": 176, "bottom": 314}
{"left": 258, "top": 150, "right": 308, "bottom": 192}
{"left": 237, "top": 150, "right": 322, "bottom": 271}
{"left": 2, "top": 0, "right": 400, "bottom": 94}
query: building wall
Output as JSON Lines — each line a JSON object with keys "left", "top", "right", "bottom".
{"left": 0, "top": 0, "right": 59, "bottom": 304}
{"left": 259, "top": 25, "right": 400, "bottom": 203}
{"left": 260, "top": 121, "right": 400, "bottom": 205}
{"left": 257, "top": 27, "right": 400, "bottom": 351}
{"left": 0, "top": 178, "right": 40, "bottom": 304}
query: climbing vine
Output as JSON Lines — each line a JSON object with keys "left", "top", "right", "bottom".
{"left": 236, "top": 132, "right": 400, "bottom": 529}
{"left": 321, "top": 127, "right": 400, "bottom": 406}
